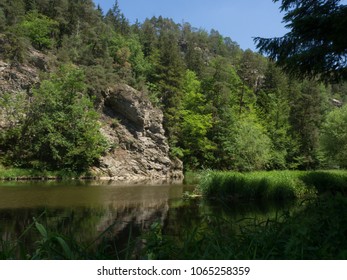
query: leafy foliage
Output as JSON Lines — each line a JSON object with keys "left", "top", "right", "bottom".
{"left": 320, "top": 105, "right": 347, "bottom": 168}
{"left": 176, "top": 70, "right": 214, "bottom": 168}
{"left": 0, "top": 65, "right": 107, "bottom": 172}
{"left": 1, "top": 1, "right": 347, "bottom": 263}
{"left": 0, "top": 0, "right": 346, "bottom": 171}
{"left": 222, "top": 114, "right": 272, "bottom": 171}
{"left": 19, "top": 10, "right": 58, "bottom": 50}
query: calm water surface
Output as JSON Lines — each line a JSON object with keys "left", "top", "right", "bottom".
{"left": 0, "top": 181, "right": 297, "bottom": 251}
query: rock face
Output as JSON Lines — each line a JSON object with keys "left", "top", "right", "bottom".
{"left": 0, "top": 55, "right": 184, "bottom": 182}
{"left": 93, "top": 84, "right": 183, "bottom": 182}
{"left": 0, "top": 58, "right": 40, "bottom": 129}
{"left": 0, "top": 61, "right": 37, "bottom": 93}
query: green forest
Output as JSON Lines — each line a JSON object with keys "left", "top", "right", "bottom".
{"left": 1, "top": 0, "right": 347, "bottom": 261}
{"left": 0, "top": 0, "right": 347, "bottom": 173}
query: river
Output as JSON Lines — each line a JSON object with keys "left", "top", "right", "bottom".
{"left": 0, "top": 180, "right": 297, "bottom": 258}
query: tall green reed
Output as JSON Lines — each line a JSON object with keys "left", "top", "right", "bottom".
{"left": 198, "top": 170, "right": 347, "bottom": 200}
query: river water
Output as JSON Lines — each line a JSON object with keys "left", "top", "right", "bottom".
{"left": 0, "top": 181, "right": 297, "bottom": 257}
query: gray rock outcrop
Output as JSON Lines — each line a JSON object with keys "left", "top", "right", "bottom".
{"left": 93, "top": 84, "right": 183, "bottom": 182}
{"left": 0, "top": 61, "right": 37, "bottom": 94}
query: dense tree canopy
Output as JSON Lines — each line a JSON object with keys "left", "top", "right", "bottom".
{"left": 255, "top": 0, "right": 347, "bottom": 82}
{"left": 0, "top": 0, "right": 346, "bottom": 171}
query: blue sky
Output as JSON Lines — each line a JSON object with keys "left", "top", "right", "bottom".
{"left": 93, "top": 0, "right": 287, "bottom": 51}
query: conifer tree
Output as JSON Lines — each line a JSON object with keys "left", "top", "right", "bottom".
{"left": 255, "top": 0, "right": 347, "bottom": 81}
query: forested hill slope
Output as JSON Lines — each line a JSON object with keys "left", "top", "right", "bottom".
{"left": 0, "top": 54, "right": 183, "bottom": 181}
{"left": 0, "top": 0, "right": 346, "bottom": 175}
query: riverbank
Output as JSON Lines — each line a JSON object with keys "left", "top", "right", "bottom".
{"left": 0, "top": 165, "right": 94, "bottom": 181}
{"left": 196, "top": 170, "right": 347, "bottom": 200}
{"left": 0, "top": 165, "right": 183, "bottom": 183}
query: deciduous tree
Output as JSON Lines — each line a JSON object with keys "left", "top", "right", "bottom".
{"left": 320, "top": 105, "right": 347, "bottom": 168}
{"left": 2, "top": 65, "right": 107, "bottom": 171}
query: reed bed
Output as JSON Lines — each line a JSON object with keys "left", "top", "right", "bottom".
{"left": 197, "top": 170, "right": 347, "bottom": 200}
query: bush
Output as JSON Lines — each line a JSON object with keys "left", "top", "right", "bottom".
{"left": 1, "top": 64, "right": 108, "bottom": 172}
{"left": 19, "top": 10, "right": 58, "bottom": 50}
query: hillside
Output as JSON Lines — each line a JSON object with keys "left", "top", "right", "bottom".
{"left": 0, "top": 0, "right": 347, "bottom": 177}
{"left": 0, "top": 50, "right": 183, "bottom": 181}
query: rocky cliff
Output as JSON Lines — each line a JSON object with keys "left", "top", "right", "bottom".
{"left": 94, "top": 84, "right": 183, "bottom": 182}
{"left": 0, "top": 54, "right": 183, "bottom": 182}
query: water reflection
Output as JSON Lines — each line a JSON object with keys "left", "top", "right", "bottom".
{"left": 0, "top": 182, "right": 191, "bottom": 247}
{"left": 0, "top": 181, "right": 298, "bottom": 257}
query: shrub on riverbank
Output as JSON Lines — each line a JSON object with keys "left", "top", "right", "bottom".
{"left": 0, "top": 65, "right": 107, "bottom": 172}
{"left": 197, "top": 170, "right": 347, "bottom": 200}
{"left": 0, "top": 165, "right": 52, "bottom": 179}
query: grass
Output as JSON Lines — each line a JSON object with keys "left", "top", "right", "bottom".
{"left": 0, "top": 212, "right": 138, "bottom": 260}
{"left": 0, "top": 164, "right": 94, "bottom": 180}
{"left": 183, "top": 170, "right": 203, "bottom": 185}
{"left": 300, "top": 170, "right": 347, "bottom": 195}
{"left": 197, "top": 170, "right": 347, "bottom": 201}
